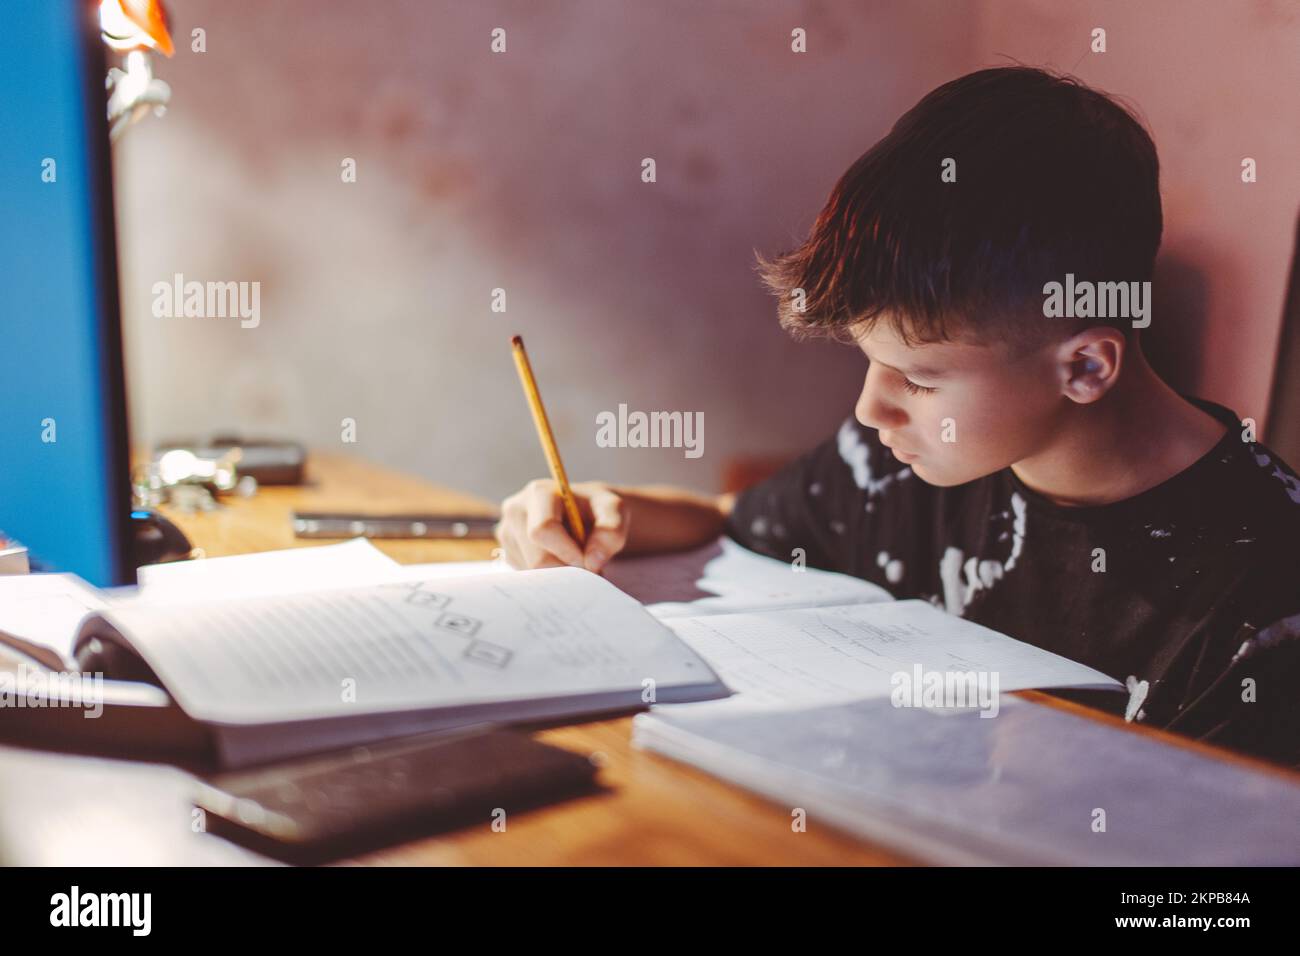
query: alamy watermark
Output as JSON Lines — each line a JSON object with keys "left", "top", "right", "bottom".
{"left": 595, "top": 403, "right": 703, "bottom": 459}
{"left": 50, "top": 886, "right": 150, "bottom": 936}
{"left": 151, "top": 272, "right": 260, "bottom": 328}
{"left": 1042, "top": 273, "right": 1150, "bottom": 329}
{"left": 0, "top": 663, "right": 104, "bottom": 718}
{"left": 890, "top": 664, "right": 1000, "bottom": 717}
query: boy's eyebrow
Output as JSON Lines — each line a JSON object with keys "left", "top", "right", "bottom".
{"left": 859, "top": 350, "right": 947, "bottom": 379}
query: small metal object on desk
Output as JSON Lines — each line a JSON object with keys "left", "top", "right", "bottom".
{"left": 133, "top": 447, "right": 253, "bottom": 513}
{"left": 167, "top": 484, "right": 218, "bottom": 514}
{"left": 156, "top": 447, "right": 241, "bottom": 492}
{"left": 291, "top": 513, "right": 499, "bottom": 540}
{"left": 154, "top": 436, "right": 306, "bottom": 486}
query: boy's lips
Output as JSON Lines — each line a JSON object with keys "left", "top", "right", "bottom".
{"left": 880, "top": 434, "right": 919, "bottom": 461}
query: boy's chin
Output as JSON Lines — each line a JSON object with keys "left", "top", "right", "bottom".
{"left": 908, "top": 459, "right": 991, "bottom": 487}
{"left": 908, "top": 461, "right": 945, "bottom": 485}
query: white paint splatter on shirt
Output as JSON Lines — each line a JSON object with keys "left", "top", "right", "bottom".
{"left": 1250, "top": 447, "right": 1300, "bottom": 505}
{"left": 837, "top": 419, "right": 911, "bottom": 497}
{"left": 1124, "top": 675, "right": 1149, "bottom": 723}
{"left": 875, "top": 550, "right": 904, "bottom": 584}
{"left": 1005, "top": 492, "right": 1027, "bottom": 571}
{"left": 936, "top": 493, "right": 1027, "bottom": 614}
{"left": 938, "top": 546, "right": 967, "bottom": 615}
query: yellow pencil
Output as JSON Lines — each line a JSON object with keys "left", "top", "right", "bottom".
{"left": 510, "top": 335, "right": 588, "bottom": 547}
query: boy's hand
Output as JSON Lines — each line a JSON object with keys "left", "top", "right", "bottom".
{"left": 495, "top": 479, "right": 629, "bottom": 573}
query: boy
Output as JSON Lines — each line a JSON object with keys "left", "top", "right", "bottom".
{"left": 494, "top": 67, "right": 1300, "bottom": 767}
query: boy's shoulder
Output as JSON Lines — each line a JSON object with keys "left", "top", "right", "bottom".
{"left": 1175, "top": 398, "right": 1300, "bottom": 543}
{"left": 1219, "top": 440, "right": 1300, "bottom": 530}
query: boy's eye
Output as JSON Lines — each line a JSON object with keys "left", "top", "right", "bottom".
{"left": 901, "top": 378, "right": 937, "bottom": 396}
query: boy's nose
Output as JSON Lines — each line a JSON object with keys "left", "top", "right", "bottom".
{"left": 855, "top": 368, "right": 905, "bottom": 430}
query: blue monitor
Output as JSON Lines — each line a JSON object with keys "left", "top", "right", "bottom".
{"left": 0, "top": 0, "right": 135, "bottom": 587}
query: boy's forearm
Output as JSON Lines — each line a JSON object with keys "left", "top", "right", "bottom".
{"left": 606, "top": 483, "right": 735, "bottom": 555}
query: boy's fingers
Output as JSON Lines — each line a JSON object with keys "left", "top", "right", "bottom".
{"left": 501, "top": 539, "right": 526, "bottom": 570}
{"left": 588, "top": 488, "right": 627, "bottom": 531}
{"left": 495, "top": 524, "right": 526, "bottom": 569}
{"left": 584, "top": 490, "right": 629, "bottom": 572}
{"left": 529, "top": 518, "right": 584, "bottom": 568}
{"left": 525, "top": 483, "right": 584, "bottom": 567}
{"left": 582, "top": 529, "right": 623, "bottom": 572}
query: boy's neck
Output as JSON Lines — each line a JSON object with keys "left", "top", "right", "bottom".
{"left": 1011, "top": 352, "right": 1230, "bottom": 507}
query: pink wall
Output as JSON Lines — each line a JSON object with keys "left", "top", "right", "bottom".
{"left": 972, "top": 0, "right": 1300, "bottom": 429}
{"left": 113, "top": 1, "right": 1299, "bottom": 503}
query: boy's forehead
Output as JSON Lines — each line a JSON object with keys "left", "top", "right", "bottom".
{"left": 853, "top": 322, "right": 999, "bottom": 374}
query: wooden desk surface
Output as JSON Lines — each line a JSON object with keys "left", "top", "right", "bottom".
{"left": 57, "top": 450, "right": 1299, "bottom": 865}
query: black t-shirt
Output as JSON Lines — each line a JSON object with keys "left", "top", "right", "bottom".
{"left": 724, "top": 397, "right": 1300, "bottom": 768}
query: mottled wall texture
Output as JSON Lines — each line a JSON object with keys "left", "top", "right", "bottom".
{"left": 113, "top": 0, "right": 1300, "bottom": 501}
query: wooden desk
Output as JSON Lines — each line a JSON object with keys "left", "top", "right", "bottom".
{"left": 5, "top": 451, "right": 1292, "bottom": 866}
{"left": 154, "top": 451, "right": 911, "bottom": 864}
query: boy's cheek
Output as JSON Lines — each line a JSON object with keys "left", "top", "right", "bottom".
{"left": 915, "top": 409, "right": 1019, "bottom": 484}
{"left": 898, "top": 388, "right": 1023, "bottom": 480}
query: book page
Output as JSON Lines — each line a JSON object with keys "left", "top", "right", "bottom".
{"left": 387, "top": 557, "right": 512, "bottom": 579}
{"left": 602, "top": 536, "right": 892, "bottom": 618}
{"left": 133, "top": 538, "right": 401, "bottom": 603}
{"left": 82, "top": 567, "right": 725, "bottom": 724}
{"left": 0, "top": 542, "right": 407, "bottom": 668}
{"left": 342, "top": 537, "right": 893, "bottom": 618}
{"left": 660, "top": 599, "right": 1122, "bottom": 714}
{"left": 0, "top": 573, "right": 108, "bottom": 667}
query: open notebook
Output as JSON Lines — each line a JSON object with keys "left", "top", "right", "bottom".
{"left": 341, "top": 536, "right": 1123, "bottom": 712}
{"left": 0, "top": 537, "right": 1123, "bottom": 768}
{"left": 73, "top": 567, "right": 727, "bottom": 767}
{"left": 604, "top": 537, "right": 1123, "bottom": 716}
{"left": 0, "top": 543, "right": 728, "bottom": 767}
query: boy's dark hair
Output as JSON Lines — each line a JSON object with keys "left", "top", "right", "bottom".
{"left": 759, "top": 66, "right": 1163, "bottom": 348}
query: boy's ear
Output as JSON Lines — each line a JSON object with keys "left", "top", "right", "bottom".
{"left": 1056, "top": 328, "right": 1125, "bottom": 404}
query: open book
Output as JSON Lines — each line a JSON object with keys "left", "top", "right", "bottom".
{"left": 0, "top": 543, "right": 729, "bottom": 768}
{"left": 0, "top": 537, "right": 1122, "bottom": 770}
{"left": 604, "top": 537, "right": 1123, "bottom": 715}
{"left": 67, "top": 565, "right": 727, "bottom": 767}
